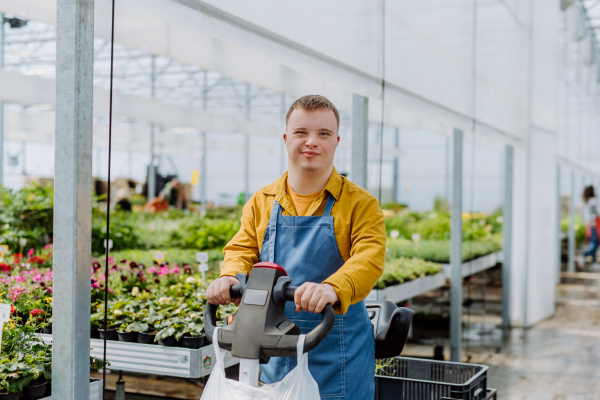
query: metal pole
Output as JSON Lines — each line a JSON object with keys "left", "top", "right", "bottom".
{"left": 53, "top": 0, "right": 94, "bottom": 398}
{"left": 557, "top": 164, "right": 562, "bottom": 283}
{"left": 244, "top": 134, "right": 250, "bottom": 203}
{"left": 200, "top": 72, "right": 208, "bottom": 214}
{"left": 148, "top": 56, "right": 157, "bottom": 199}
{"left": 201, "top": 132, "right": 207, "bottom": 214}
{"left": 0, "top": 14, "right": 5, "bottom": 186}
{"left": 21, "top": 141, "right": 26, "bottom": 175}
{"left": 148, "top": 125, "right": 156, "bottom": 198}
{"left": 115, "top": 371, "right": 125, "bottom": 400}
{"left": 568, "top": 169, "right": 576, "bottom": 273}
{"left": 351, "top": 94, "right": 368, "bottom": 189}
{"left": 450, "top": 128, "right": 463, "bottom": 362}
{"left": 502, "top": 145, "right": 513, "bottom": 327}
{"left": 244, "top": 84, "right": 251, "bottom": 203}
{"left": 445, "top": 137, "right": 450, "bottom": 201}
{"left": 393, "top": 128, "right": 400, "bottom": 203}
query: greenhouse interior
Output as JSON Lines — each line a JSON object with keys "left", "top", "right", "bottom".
{"left": 0, "top": 0, "right": 598, "bottom": 399}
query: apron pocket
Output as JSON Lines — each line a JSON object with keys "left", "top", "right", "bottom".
{"left": 293, "top": 318, "right": 345, "bottom": 398}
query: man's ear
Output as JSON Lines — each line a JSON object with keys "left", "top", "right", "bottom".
{"left": 337, "top": 135, "right": 340, "bottom": 145}
{"left": 283, "top": 133, "right": 287, "bottom": 144}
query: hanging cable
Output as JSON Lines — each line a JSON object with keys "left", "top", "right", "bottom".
{"left": 102, "top": 0, "right": 117, "bottom": 398}
{"left": 378, "top": 0, "right": 386, "bottom": 203}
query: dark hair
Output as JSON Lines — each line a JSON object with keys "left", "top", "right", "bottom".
{"left": 583, "top": 185, "right": 596, "bottom": 202}
{"left": 286, "top": 95, "right": 340, "bottom": 131}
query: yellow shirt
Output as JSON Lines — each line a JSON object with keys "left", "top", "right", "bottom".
{"left": 220, "top": 167, "right": 386, "bottom": 314}
{"left": 286, "top": 182, "right": 321, "bottom": 217}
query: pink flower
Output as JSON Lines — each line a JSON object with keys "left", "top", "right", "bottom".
{"left": 9, "top": 287, "right": 24, "bottom": 301}
{"left": 169, "top": 266, "right": 180, "bottom": 274}
{"left": 27, "top": 249, "right": 34, "bottom": 257}
{"left": 15, "top": 276, "right": 26, "bottom": 283}
{"left": 158, "top": 266, "right": 169, "bottom": 275}
{"left": 147, "top": 267, "right": 157, "bottom": 274}
{"left": 44, "top": 244, "right": 52, "bottom": 250}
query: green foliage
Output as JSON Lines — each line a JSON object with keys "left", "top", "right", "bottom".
{"left": 560, "top": 214, "right": 586, "bottom": 246}
{"left": 384, "top": 209, "right": 503, "bottom": 242}
{"left": 376, "top": 257, "right": 442, "bottom": 289}
{"left": 386, "top": 236, "right": 502, "bottom": 263}
{"left": 0, "top": 184, "right": 54, "bottom": 251}
{"left": 0, "top": 318, "right": 52, "bottom": 393}
{"left": 91, "top": 212, "right": 142, "bottom": 255}
{"left": 170, "top": 218, "right": 240, "bottom": 250}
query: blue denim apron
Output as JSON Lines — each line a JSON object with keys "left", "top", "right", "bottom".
{"left": 259, "top": 195, "right": 375, "bottom": 399}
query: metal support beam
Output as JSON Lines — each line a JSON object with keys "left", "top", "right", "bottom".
{"left": 393, "top": 128, "right": 400, "bottom": 203}
{"left": 568, "top": 169, "right": 576, "bottom": 273}
{"left": 53, "top": 0, "right": 94, "bottom": 398}
{"left": 557, "top": 164, "right": 562, "bottom": 283}
{"left": 244, "top": 84, "right": 251, "bottom": 203}
{"left": 0, "top": 13, "right": 4, "bottom": 186}
{"left": 450, "top": 128, "right": 463, "bottom": 362}
{"left": 351, "top": 94, "right": 368, "bottom": 188}
{"left": 200, "top": 132, "right": 207, "bottom": 215}
{"left": 148, "top": 56, "right": 157, "bottom": 199}
{"left": 148, "top": 125, "right": 156, "bottom": 198}
{"left": 244, "top": 134, "right": 250, "bottom": 203}
{"left": 502, "top": 145, "right": 514, "bottom": 327}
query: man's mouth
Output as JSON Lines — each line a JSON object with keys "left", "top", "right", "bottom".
{"left": 302, "top": 151, "right": 319, "bottom": 158}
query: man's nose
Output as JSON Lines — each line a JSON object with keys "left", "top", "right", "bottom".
{"left": 305, "top": 133, "right": 318, "bottom": 147}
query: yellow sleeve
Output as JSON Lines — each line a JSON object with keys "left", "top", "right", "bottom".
{"left": 220, "top": 197, "right": 259, "bottom": 278}
{"left": 322, "top": 196, "right": 386, "bottom": 314}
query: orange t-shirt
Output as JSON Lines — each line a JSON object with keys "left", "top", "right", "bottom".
{"left": 286, "top": 182, "right": 322, "bottom": 217}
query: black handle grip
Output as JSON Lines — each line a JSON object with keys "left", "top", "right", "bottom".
{"left": 204, "top": 274, "right": 247, "bottom": 344}
{"left": 279, "top": 285, "right": 335, "bottom": 354}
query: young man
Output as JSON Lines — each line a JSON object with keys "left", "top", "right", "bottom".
{"left": 207, "top": 95, "right": 386, "bottom": 399}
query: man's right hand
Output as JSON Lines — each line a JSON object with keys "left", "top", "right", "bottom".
{"left": 206, "top": 276, "right": 241, "bottom": 306}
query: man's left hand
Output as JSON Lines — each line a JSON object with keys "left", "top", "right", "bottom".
{"left": 294, "top": 282, "right": 339, "bottom": 313}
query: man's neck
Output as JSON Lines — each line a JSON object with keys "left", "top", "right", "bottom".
{"left": 287, "top": 165, "right": 334, "bottom": 195}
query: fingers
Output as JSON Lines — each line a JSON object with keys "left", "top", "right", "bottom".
{"left": 207, "top": 276, "right": 239, "bottom": 305}
{"left": 294, "top": 283, "right": 308, "bottom": 312}
{"left": 314, "top": 297, "right": 329, "bottom": 314}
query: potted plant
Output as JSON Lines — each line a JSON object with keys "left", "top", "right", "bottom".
{"left": 0, "top": 317, "right": 52, "bottom": 400}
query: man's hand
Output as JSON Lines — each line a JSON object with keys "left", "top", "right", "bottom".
{"left": 294, "top": 282, "right": 339, "bottom": 314}
{"left": 207, "top": 276, "right": 241, "bottom": 306}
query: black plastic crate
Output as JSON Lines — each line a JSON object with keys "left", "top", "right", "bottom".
{"left": 375, "top": 357, "right": 488, "bottom": 400}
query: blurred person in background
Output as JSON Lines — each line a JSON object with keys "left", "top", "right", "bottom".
{"left": 583, "top": 185, "right": 599, "bottom": 269}
{"left": 115, "top": 187, "right": 132, "bottom": 212}
{"left": 144, "top": 190, "right": 170, "bottom": 213}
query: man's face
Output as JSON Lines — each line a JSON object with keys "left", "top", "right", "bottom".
{"left": 284, "top": 108, "right": 339, "bottom": 174}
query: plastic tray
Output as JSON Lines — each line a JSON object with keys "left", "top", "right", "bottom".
{"left": 375, "top": 357, "right": 488, "bottom": 400}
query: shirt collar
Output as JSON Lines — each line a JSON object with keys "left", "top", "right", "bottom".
{"left": 262, "top": 167, "right": 343, "bottom": 201}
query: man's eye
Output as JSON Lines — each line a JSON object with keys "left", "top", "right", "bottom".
{"left": 295, "top": 131, "right": 306, "bottom": 135}
{"left": 320, "top": 132, "right": 330, "bottom": 136}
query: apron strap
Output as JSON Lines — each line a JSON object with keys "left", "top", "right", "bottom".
{"left": 323, "top": 193, "right": 335, "bottom": 217}
{"left": 267, "top": 200, "right": 281, "bottom": 262}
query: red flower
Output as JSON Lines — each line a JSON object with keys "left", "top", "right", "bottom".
{"left": 29, "top": 256, "right": 45, "bottom": 265}
{"left": 30, "top": 309, "right": 44, "bottom": 317}
{"left": 0, "top": 263, "right": 12, "bottom": 273}
{"left": 10, "top": 305, "right": 15, "bottom": 314}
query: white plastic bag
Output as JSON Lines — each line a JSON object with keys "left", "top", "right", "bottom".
{"left": 200, "top": 328, "right": 320, "bottom": 400}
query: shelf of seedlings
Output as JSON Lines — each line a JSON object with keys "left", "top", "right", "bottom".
{"left": 41, "top": 335, "right": 237, "bottom": 378}
{"left": 367, "top": 252, "right": 501, "bottom": 303}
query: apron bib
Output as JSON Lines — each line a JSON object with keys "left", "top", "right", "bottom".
{"left": 259, "top": 195, "right": 375, "bottom": 400}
